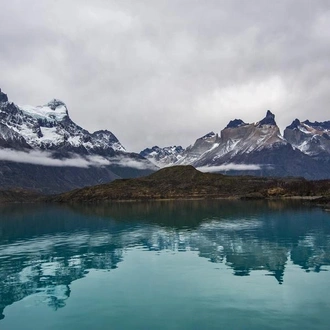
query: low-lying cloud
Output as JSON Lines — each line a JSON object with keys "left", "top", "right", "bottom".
{"left": 0, "top": 149, "right": 156, "bottom": 170}
{"left": 197, "top": 164, "right": 263, "bottom": 172}
{"left": 110, "top": 157, "right": 157, "bottom": 170}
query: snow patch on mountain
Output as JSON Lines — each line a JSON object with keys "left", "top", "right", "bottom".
{"left": 193, "top": 111, "right": 287, "bottom": 167}
{"left": 141, "top": 111, "right": 288, "bottom": 170}
{"left": 284, "top": 119, "right": 330, "bottom": 158}
{"left": 140, "top": 145, "right": 184, "bottom": 167}
{"left": 19, "top": 100, "right": 68, "bottom": 122}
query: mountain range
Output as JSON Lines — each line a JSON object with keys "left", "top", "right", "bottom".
{"left": 0, "top": 88, "right": 156, "bottom": 193}
{"left": 141, "top": 110, "right": 330, "bottom": 180}
{"left": 1, "top": 86, "right": 330, "bottom": 195}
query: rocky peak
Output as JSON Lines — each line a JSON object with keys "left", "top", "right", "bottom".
{"left": 201, "top": 131, "right": 216, "bottom": 139}
{"left": 286, "top": 119, "right": 301, "bottom": 130}
{"left": 46, "top": 99, "right": 68, "bottom": 114}
{"left": 0, "top": 89, "right": 8, "bottom": 103}
{"left": 173, "top": 145, "right": 184, "bottom": 153}
{"left": 258, "top": 110, "right": 276, "bottom": 126}
{"left": 47, "top": 98, "right": 65, "bottom": 109}
{"left": 225, "top": 119, "right": 247, "bottom": 129}
{"left": 140, "top": 145, "right": 185, "bottom": 167}
{"left": 92, "top": 129, "right": 118, "bottom": 140}
{"left": 303, "top": 120, "right": 330, "bottom": 130}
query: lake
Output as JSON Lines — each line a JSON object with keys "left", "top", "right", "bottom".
{"left": 0, "top": 200, "right": 330, "bottom": 329}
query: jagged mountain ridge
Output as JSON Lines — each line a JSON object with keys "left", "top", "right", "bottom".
{"left": 0, "top": 89, "right": 125, "bottom": 156}
{"left": 140, "top": 145, "right": 185, "bottom": 167}
{"left": 0, "top": 88, "right": 156, "bottom": 193}
{"left": 141, "top": 111, "right": 330, "bottom": 180}
{"left": 190, "top": 110, "right": 288, "bottom": 167}
{"left": 140, "top": 132, "right": 220, "bottom": 168}
{"left": 284, "top": 119, "right": 330, "bottom": 161}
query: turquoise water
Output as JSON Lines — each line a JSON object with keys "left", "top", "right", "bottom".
{"left": 1, "top": 200, "right": 330, "bottom": 329}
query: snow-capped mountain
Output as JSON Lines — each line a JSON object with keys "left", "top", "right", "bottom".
{"left": 141, "top": 110, "right": 330, "bottom": 179}
{"left": 175, "top": 111, "right": 287, "bottom": 166}
{"left": 0, "top": 90, "right": 125, "bottom": 155}
{"left": 193, "top": 110, "right": 288, "bottom": 166}
{"left": 284, "top": 119, "right": 330, "bottom": 161}
{"left": 0, "top": 88, "right": 156, "bottom": 193}
{"left": 140, "top": 145, "right": 184, "bottom": 167}
{"left": 177, "top": 131, "right": 220, "bottom": 165}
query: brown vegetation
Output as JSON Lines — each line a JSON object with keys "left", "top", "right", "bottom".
{"left": 48, "top": 165, "right": 330, "bottom": 203}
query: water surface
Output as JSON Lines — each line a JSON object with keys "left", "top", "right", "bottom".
{"left": 1, "top": 200, "right": 330, "bottom": 329}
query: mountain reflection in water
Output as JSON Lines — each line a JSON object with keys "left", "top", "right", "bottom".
{"left": 1, "top": 200, "right": 330, "bottom": 321}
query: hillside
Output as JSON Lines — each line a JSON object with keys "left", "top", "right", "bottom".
{"left": 49, "top": 165, "right": 330, "bottom": 203}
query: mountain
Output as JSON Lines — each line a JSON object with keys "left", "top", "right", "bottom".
{"left": 0, "top": 88, "right": 156, "bottom": 193}
{"left": 0, "top": 89, "right": 126, "bottom": 155}
{"left": 141, "top": 111, "right": 330, "bottom": 180}
{"left": 178, "top": 111, "right": 287, "bottom": 166}
{"left": 284, "top": 119, "right": 330, "bottom": 162}
{"left": 140, "top": 145, "right": 185, "bottom": 167}
{"left": 178, "top": 131, "right": 220, "bottom": 165}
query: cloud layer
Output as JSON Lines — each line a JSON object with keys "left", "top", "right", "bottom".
{"left": 0, "top": 149, "right": 155, "bottom": 170}
{"left": 1, "top": 0, "right": 329, "bottom": 151}
{"left": 197, "top": 164, "right": 263, "bottom": 173}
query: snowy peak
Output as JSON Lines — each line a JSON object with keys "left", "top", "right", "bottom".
{"left": 19, "top": 100, "right": 69, "bottom": 123}
{"left": 284, "top": 118, "right": 330, "bottom": 157}
{"left": 91, "top": 130, "right": 126, "bottom": 152}
{"left": 47, "top": 98, "right": 66, "bottom": 109}
{"left": 140, "top": 145, "right": 184, "bottom": 167}
{"left": 0, "top": 89, "right": 8, "bottom": 103}
{"left": 0, "top": 89, "right": 126, "bottom": 155}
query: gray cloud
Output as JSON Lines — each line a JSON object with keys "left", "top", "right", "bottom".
{"left": 1, "top": 0, "right": 330, "bottom": 151}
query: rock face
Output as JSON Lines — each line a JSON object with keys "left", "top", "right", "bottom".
{"left": 0, "top": 89, "right": 8, "bottom": 103}
{"left": 140, "top": 145, "right": 185, "bottom": 167}
{"left": 141, "top": 111, "right": 330, "bottom": 179}
{"left": 141, "top": 132, "right": 221, "bottom": 168}
{"left": 284, "top": 119, "right": 330, "bottom": 162}
{"left": 192, "top": 110, "right": 288, "bottom": 167}
{"left": 0, "top": 89, "right": 156, "bottom": 193}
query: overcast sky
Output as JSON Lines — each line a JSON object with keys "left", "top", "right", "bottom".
{"left": 1, "top": 0, "right": 330, "bottom": 151}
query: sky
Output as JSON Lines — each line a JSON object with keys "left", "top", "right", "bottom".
{"left": 1, "top": 0, "right": 330, "bottom": 152}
